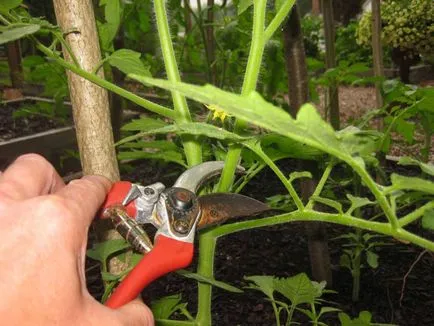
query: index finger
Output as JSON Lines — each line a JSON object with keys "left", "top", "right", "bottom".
{"left": 55, "top": 175, "right": 112, "bottom": 228}
{"left": 0, "top": 154, "right": 65, "bottom": 201}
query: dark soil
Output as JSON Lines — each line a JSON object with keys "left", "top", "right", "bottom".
{"left": 86, "top": 159, "right": 434, "bottom": 326}
{"left": 0, "top": 100, "right": 69, "bottom": 141}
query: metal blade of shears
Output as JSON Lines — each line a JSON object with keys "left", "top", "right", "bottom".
{"left": 197, "top": 193, "right": 271, "bottom": 229}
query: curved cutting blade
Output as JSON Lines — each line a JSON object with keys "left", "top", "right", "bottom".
{"left": 173, "top": 161, "right": 245, "bottom": 193}
{"left": 197, "top": 193, "right": 271, "bottom": 229}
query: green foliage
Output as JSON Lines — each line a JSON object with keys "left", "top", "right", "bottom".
{"left": 177, "top": 270, "right": 243, "bottom": 293}
{"left": 357, "top": 0, "right": 434, "bottom": 59}
{"left": 86, "top": 239, "right": 130, "bottom": 265}
{"left": 0, "top": 24, "right": 40, "bottom": 44}
{"left": 301, "top": 14, "right": 323, "bottom": 59}
{"left": 0, "top": 0, "right": 22, "bottom": 14}
{"left": 151, "top": 294, "right": 190, "bottom": 320}
{"left": 106, "top": 49, "right": 151, "bottom": 76}
{"left": 245, "top": 273, "right": 339, "bottom": 325}
{"left": 422, "top": 209, "right": 434, "bottom": 231}
{"left": 372, "top": 80, "right": 434, "bottom": 161}
{"left": 339, "top": 310, "right": 396, "bottom": 326}
{"left": 11, "top": 55, "right": 70, "bottom": 122}
{"left": 335, "top": 20, "right": 388, "bottom": 66}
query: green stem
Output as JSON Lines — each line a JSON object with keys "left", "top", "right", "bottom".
{"left": 180, "top": 306, "right": 195, "bottom": 321}
{"left": 306, "top": 160, "right": 334, "bottom": 209}
{"left": 272, "top": 300, "right": 281, "bottom": 326}
{"left": 287, "top": 303, "right": 296, "bottom": 325}
{"left": 379, "top": 105, "right": 414, "bottom": 152}
{"left": 233, "top": 162, "right": 265, "bottom": 193}
{"left": 53, "top": 31, "right": 80, "bottom": 67}
{"left": 264, "top": 0, "right": 296, "bottom": 41}
{"left": 154, "top": 0, "right": 202, "bottom": 166}
{"left": 218, "top": 0, "right": 267, "bottom": 192}
{"left": 34, "top": 42, "right": 175, "bottom": 119}
{"left": 399, "top": 201, "right": 434, "bottom": 227}
{"left": 209, "top": 210, "right": 434, "bottom": 251}
{"left": 351, "top": 162, "right": 399, "bottom": 230}
{"left": 196, "top": 230, "right": 216, "bottom": 325}
{"left": 247, "top": 141, "right": 304, "bottom": 210}
{"left": 352, "top": 253, "right": 361, "bottom": 301}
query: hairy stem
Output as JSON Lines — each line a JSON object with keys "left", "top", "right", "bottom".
{"left": 35, "top": 42, "right": 175, "bottom": 119}
{"left": 154, "top": 0, "right": 202, "bottom": 166}
{"left": 218, "top": 0, "right": 267, "bottom": 192}
{"left": 306, "top": 160, "right": 334, "bottom": 209}
{"left": 196, "top": 231, "right": 216, "bottom": 325}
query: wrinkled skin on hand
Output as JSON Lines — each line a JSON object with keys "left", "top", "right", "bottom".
{"left": 0, "top": 154, "right": 154, "bottom": 326}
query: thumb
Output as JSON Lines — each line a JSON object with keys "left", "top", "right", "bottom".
{"left": 115, "top": 298, "right": 154, "bottom": 326}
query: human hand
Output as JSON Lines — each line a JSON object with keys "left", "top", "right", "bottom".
{"left": 0, "top": 154, "right": 154, "bottom": 325}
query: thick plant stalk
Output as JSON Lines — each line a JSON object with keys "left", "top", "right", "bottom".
{"left": 52, "top": 0, "right": 119, "bottom": 181}
{"left": 283, "top": 4, "right": 332, "bottom": 285}
{"left": 52, "top": 0, "right": 125, "bottom": 277}
{"left": 371, "top": 0, "right": 384, "bottom": 108}
{"left": 322, "top": 0, "right": 340, "bottom": 130}
{"left": 154, "top": 0, "right": 202, "bottom": 167}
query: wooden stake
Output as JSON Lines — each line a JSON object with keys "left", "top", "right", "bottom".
{"left": 52, "top": 0, "right": 119, "bottom": 182}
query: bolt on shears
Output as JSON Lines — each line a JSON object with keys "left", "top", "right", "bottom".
{"left": 100, "top": 161, "right": 270, "bottom": 309}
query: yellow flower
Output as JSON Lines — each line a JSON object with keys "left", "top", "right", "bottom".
{"left": 206, "top": 104, "right": 230, "bottom": 123}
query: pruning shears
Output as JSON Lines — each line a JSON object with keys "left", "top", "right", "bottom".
{"left": 101, "top": 161, "right": 270, "bottom": 309}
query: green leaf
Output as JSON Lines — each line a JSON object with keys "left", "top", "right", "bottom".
{"left": 366, "top": 251, "right": 379, "bottom": 269}
{"left": 118, "top": 150, "right": 186, "bottom": 167}
{"left": 273, "top": 273, "right": 320, "bottom": 305}
{"left": 347, "top": 63, "right": 370, "bottom": 74}
{"left": 118, "top": 122, "right": 248, "bottom": 146}
{"left": 346, "top": 194, "right": 374, "bottom": 215}
{"left": 178, "top": 270, "right": 243, "bottom": 293}
{"left": 389, "top": 174, "right": 434, "bottom": 195}
{"left": 0, "top": 0, "right": 22, "bottom": 13}
{"left": 297, "top": 307, "right": 316, "bottom": 320}
{"left": 0, "top": 24, "right": 40, "bottom": 45}
{"left": 339, "top": 254, "right": 352, "bottom": 270}
{"left": 261, "top": 134, "right": 323, "bottom": 160}
{"left": 129, "top": 77, "right": 353, "bottom": 164}
{"left": 238, "top": 0, "right": 253, "bottom": 15}
{"left": 398, "top": 157, "right": 434, "bottom": 177}
{"left": 288, "top": 171, "right": 313, "bottom": 183}
{"left": 395, "top": 118, "right": 415, "bottom": 143}
{"left": 119, "top": 140, "right": 179, "bottom": 151}
{"left": 121, "top": 117, "right": 167, "bottom": 131}
{"left": 97, "top": 0, "right": 121, "bottom": 50}
{"left": 86, "top": 239, "right": 130, "bottom": 264}
{"left": 101, "top": 271, "right": 122, "bottom": 281}
{"left": 422, "top": 209, "right": 434, "bottom": 230}
{"left": 311, "top": 196, "right": 343, "bottom": 214}
{"left": 318, "top": 306, "right": 342, "bottom": 317}
{"left": 22, "top": 55, "right": 45, "bottom": 67}
{"left": 108, "top": 49, "right": 151, "bottom": 77}
{"left": 337, "top": 126, "right": 382, "bottom": 157}
{"left": 338, "top": 311, "right": 372, "bottom": 326}
{"left": 151, "top": 294, "right": 185, "bottom": 320}
{"left": 244, "top": 275, "right": 275, "bottom": 300}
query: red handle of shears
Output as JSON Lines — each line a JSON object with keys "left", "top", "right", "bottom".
{"left": 105, "top": 235, "right": 194, "bottom": 308}
{"left": 101, "top": 181, "right": 195, "bottom": 309}
{"left": 103, "top": 181, "right": 137, "bottom": 217}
